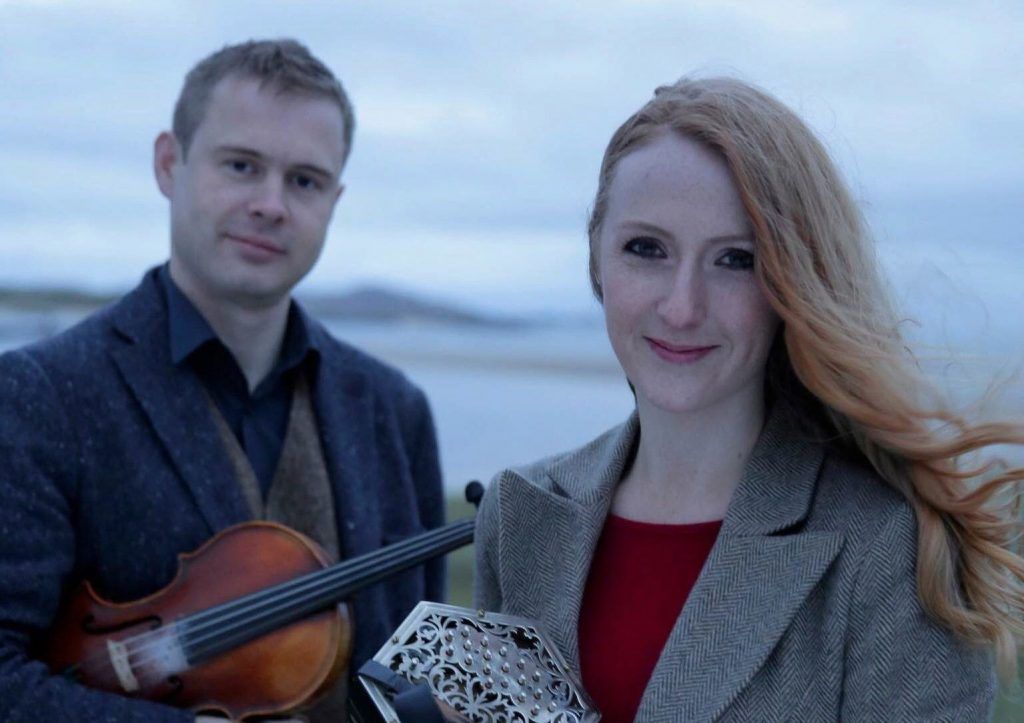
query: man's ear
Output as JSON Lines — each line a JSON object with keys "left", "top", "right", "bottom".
{"left": 153, "top": 131, "right": 181, "bottom": 200}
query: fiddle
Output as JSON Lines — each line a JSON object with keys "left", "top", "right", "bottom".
{"left": 41, "top": 482, "right": 483, "bottom": 720}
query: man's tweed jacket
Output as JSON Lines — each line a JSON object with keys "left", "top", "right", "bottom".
{"left": 474, "top": 409, "right": 995, "bottom": 722}
{"left": 0, "top": 269, "right": 444, "bottom": 721}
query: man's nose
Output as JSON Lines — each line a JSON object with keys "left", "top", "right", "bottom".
{"left": 246, "top": 176, "right": 288, "bottom": 223}
{"left": 656, "top": 264, "right": 706, "bottom": 328}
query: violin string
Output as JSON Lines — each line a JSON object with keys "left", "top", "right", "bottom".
{"left": 184, "top": 518, "right": 473, "bottom": 632}
{"left": 181, "top": 519, "right": 473, "bottom": 646}
{"left": 145, "top": 521, "right": 472, "bottom": 671}
{"left": 182, "top": 520, "right": 474, "bottom": 663}
{"left": 184, "top": 522, "right": 474, "bottom": 664}
{"left": 118, "top": 521, "right": 471, "bottom": 672}
{"left": 115, "top": 520, "right": 473, "bottom": 673}
{"left": 108, "top": 528, "right": 456, "bottom": 677}
{"left": 72, "top": 521, "right": 472, "bottom": 677}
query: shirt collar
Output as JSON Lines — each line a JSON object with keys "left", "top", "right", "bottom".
{"left": 158, "top": 264, "right": 320, "bottom": 375}
{"left": 159, "top": 264, "right": 218, "bottom": 366}
{"left": 278, "top": 300, "right": 321, "bottom": 377}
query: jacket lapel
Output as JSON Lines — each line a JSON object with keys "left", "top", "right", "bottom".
{"left": 495, "top": 471, "right": 602, "bottom": 675}
{"left": 498, "top": 417, "right": 639, "bottom": 674}
{"left": 634, "top": 538, "right": 841, "bottom": 722}
{"left": 633, "top": 411, "right": 843, "bottom": 722}
{"left": 108, "top": 271, "right": 251, "bottom": 533}
{"left": 307, "top": 327, "right": 380, "bottom": 562}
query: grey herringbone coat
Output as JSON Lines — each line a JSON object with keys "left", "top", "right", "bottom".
{"left": 473, "top": 410, "right": 995, "bottom": 722}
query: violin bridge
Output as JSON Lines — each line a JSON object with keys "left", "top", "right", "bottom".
{"left": 106, "top": 638, "right": 140, "bottom": 693}
{"left": 105, "top": 628, "right": 189, "bottom": 694}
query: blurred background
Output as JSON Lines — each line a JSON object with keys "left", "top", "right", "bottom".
{"left": 1, "top": 0, "right": 1021, "bottom": 710}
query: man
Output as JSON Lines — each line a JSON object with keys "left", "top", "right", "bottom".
{"left": 0, "top": 39, "right": 444, "bottom": 721}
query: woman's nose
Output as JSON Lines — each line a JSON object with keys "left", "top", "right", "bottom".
{"left": 656, "top": 265, "right": 706, "bottom": 328}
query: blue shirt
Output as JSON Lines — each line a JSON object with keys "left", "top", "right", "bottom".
{"left": 157, "top": 265, "right": 320, "bottom": 498}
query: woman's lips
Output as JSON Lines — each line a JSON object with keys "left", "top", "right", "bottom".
{"left": 645, "top": 337, "right": 717, "bottom": 363}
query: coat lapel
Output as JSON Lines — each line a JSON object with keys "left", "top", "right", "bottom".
{"left": 495, "top": 471, "right": 602, "bottom": 675}
{"left": 108, "top": 272, "right": 251, "bottom": 533}
{"left": 307, "top": 326, "right": 380, "bottom": 562}
{"left": 633, "top": 411, "right": 843, "bottom": 722}
{"left": 634, "top": 537, "right": 841, "bottom": 722}
{"left": 498, "top": 417, "right": 639, "bottom": 675}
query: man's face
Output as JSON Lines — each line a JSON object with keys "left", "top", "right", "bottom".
{"left": 155, "top": 75, "right": 346, "bottom": 309}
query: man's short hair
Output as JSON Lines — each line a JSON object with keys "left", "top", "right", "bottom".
{"left": 172, "top": 38, "right": 355, "bottom": 166}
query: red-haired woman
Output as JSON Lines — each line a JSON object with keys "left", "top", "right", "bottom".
{"left": 474, "top": 77, "right": 1023, "bottom": 722}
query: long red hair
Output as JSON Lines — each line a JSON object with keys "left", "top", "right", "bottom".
{"left": 588, "top": 76, "right": 1024, "bottom": 679}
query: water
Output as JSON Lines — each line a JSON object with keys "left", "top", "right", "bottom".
{"left": 0, "top": 314, "right": 636, "bottom": 495}
{"left": 2, "top": 311, "right": 1019, "bottom": 494}
{"left": 323, "top": 321, "right": 636, "bottom": 494}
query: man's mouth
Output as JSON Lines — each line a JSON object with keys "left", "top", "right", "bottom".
{"left": 225, "top": 234, "right": 285, "bottom": 255}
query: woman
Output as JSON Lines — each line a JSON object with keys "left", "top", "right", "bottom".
{"left": 474, "top": 77, "right": 1023, "bottom": 722}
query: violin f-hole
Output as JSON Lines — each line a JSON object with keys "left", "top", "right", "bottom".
{"left": 82, "top": 612, "right": 163, "bottom": 635}
{"left": 161, "top": 675, "right": 185, "bottom": 703}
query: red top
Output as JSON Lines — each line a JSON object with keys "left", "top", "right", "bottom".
{"left": 577, "top": 514, "right": 722, "bottom": 723}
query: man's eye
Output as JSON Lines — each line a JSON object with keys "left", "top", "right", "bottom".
{"left": 623, "top": 237, "right": 665, "bottom": 259}
{"left": 717, "top": 248, "right": 755, "bottom": 270}
{"left": 292, "top": 174, "right": 321, "bottom": 191}
{"left": 227, "top": 159, "right": 254, "bottom": 174}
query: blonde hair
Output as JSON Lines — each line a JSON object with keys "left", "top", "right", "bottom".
{"left": 588, "top": 76, "right": 1024, "bottom": 679}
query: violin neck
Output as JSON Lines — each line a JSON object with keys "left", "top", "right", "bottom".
{"left": 180, "top": 518, "right": 475, "bottom": 665}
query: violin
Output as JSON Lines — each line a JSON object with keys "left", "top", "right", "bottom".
{"left": 40, "top": 482, "right": 483, "bottom": 720}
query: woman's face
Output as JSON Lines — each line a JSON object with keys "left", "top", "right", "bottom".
{"left": 596, "top": 129, "right": 779, "bottom": 417}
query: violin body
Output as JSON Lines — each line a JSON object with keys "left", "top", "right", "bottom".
{"left": 39, "top": 484, "right": 480, "bottom": 720}
{"left": 41, "top": 522, "right": 351, "bottom": 720}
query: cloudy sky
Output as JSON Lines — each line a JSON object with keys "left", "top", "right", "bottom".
{"left": 0, "top": 0, "right": 1021, "bottom": 354}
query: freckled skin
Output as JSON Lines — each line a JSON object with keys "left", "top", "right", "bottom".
{"left": 596, "top": 130, "right": 780, "bottom": 417}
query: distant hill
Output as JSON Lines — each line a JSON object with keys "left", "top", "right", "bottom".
{"left": 0, "top": 283, "right": 527, "bottom": 327}
{"left": 0, "top": 287, "right": 117, "bottom": 311}
{"left": 297, "top": 286, "right": 526, "bottom": 327}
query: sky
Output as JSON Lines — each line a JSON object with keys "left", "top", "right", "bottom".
{"left": 0, "top": 0, "right": 1021, "bottom": 353}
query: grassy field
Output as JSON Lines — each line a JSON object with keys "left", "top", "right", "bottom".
{"left": 445, "top": 496, "right": 476, "bottom": 608}
{"left": 444, "top": 496, "right": 1022, "bottom": 720}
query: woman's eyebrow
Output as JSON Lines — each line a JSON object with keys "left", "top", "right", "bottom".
{"left": 617, "top": 220, "right": 670, "bottom": 235}
{"left": 617, "top": 220, "right": 752, "bottom": 245}
{"left": 705, "top": 232, "right": 754, "bottom": 244}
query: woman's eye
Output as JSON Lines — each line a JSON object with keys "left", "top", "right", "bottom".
{"left": 717, "top": 248, "right": 755, "bottom": 270}
{"left": 623, "top": 237, "right": 665, "bottom": 259}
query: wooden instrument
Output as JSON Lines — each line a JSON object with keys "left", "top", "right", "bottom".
{"left": 41, "top": 483, "right": 481, "bottom": 720}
